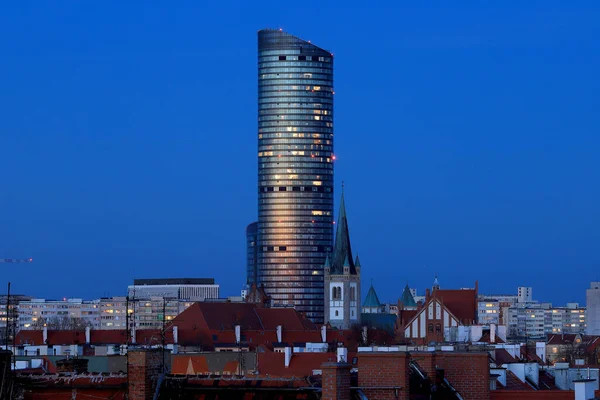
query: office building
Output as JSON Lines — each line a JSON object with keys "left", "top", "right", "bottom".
{"left": 246, "top": 221, "right": 259, "bottom": 286}
{"left": 586, "top": 282, "right": 600, "bottom": 335}
{"left": 257, "top": 29, "right": 335, "bottom": 322}
{"left": 127, "top": 278, "right": 219, "bottom": 300}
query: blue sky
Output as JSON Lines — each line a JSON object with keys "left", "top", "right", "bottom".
{"left": 1, "top": 1, "right": 599, "bottom": 305}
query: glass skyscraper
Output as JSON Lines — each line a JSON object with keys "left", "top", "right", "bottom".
{"left": 257, "top": 29, "right": 334, "bottom": 323}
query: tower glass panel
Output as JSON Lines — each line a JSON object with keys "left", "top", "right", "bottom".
{"left": 257, "top": 29, "right": 334, "bottom": 323}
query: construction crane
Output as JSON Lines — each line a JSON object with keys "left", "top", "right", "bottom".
{"left": 0, "top": 258, "right": 33, "bottom": 263}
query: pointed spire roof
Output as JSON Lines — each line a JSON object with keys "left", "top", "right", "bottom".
{"left": 343, "top": 254, "right": 350, "bottom": 268}
{"left": 331, "top": 184, "right": 356, "bottom": 275}
{"left": 363, "top": 284, "right": 382, "bottom": 308}
{"left": 323, "top": 254, "right": 331, "bottom": 268}
{"left": 354, "top": 254, "right": 361, "bottom": 268}
{"left": 400, "top": 284, "right": 417, "bottom": 307}
{"left": 433, "top": 275, "right": 440, "bottom": 291}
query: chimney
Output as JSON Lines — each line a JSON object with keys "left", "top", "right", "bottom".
{"left": 131, "top": 327, "right": 136, "bottom": 344}
{"left": 337, "top": 347, "right": 348, "bottom": 363}
{"left": 235, "top": 325, "right": 241, "bottom": 344}
{"left": 173, "top": 326, "right": 178, "bottom": 344}
{"left": 43, "top": 327, "right": 48, "bottom": 344}
{"left": 425, "top": 288, "right": 431, "bottom": 302}
{"left": 284, "top": 347, "right": 292, "bottom": 367}
{"left": 276, "top": 325, "right": 282, "bottom": 343}
{"left": 574, "top": 378, "right": 596, "bottom": 400}
{"left": 85, "top": 326, "right": 91, "bottom": 344}
{"left": 490, "top": 324, "right": 496, "bottom": 343}
{"left": 321, "top": 325, "right": 327, "bottom": 343}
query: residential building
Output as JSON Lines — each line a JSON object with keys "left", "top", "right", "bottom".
{"left": 127, "top": 278, "right": 219, "bottom": 300}
{"left": 517, "top": 286, "right": 533, "bottom": 303}
{"left": 587, "top": 281, "right": 600, "bottom": 335}
{"left": 478, "top": 299, "right": 500, "bottom": 325}
{"left": 507, "top": 305, "right": 545, "bottom": 339}
{"left": 245, "top": 221, "right": 258, "bottom": 286}
{"left": 257, "top": 29, "right": 335, "bottom": 323}
{"left": 323, "top": 190, "right": 360, "bottom": 329}
{"left": 18, "top": 298, "right": 100, "bottom": 330}
{"left": 544, "top": 304, "right": 586, "bottom": 334}
{"left": 0, "top": 294, "right": 31, "bottom": 344}
{"left": 100, "top": 296, "right": 195, "bottom": 330}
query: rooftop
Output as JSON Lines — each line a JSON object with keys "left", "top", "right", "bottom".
{"left": 132, "top": 278, "right": 215, "bottom": 286}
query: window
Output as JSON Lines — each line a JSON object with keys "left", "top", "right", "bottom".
{"left": 435, "top": 324, "right": 441, "bottom": 334}
{"left": 335, "top": 310, "right": 339, "bottom": 317}
{"left": 428, "top": 324, "right": 433, "bottom": 333}
{"left": 279, "top": 56, "right": 286, "bottom": 61}
{"left": 332, "top": 286, "right": 341, "bottom": 300}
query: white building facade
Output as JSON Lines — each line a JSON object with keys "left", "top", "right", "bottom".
{"left": 127, "top": 278, "right": 219, "bottom": 300}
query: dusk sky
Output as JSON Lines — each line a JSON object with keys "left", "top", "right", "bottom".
{"left": 1, "top": 2, "right": 599, "bottom": 305}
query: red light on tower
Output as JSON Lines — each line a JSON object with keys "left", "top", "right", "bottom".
{"left": 332, "top": 155, "right": 336, "bottom": 160}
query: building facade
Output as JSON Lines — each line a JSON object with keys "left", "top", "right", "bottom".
{"left": 127, "top": 278, "right": 219, "bottom": 300}
{"left": 257, "top": 29, "right": 335, "bottom": 323}
{"left": 323, "top": 191, "right": 360, "bottom": 329}
{"left": 246, "top": 222, "right": 259, "bottom": 286}
{"left": 18, "top": 298, "right": 100, "bottom": 330}
{"left": 477, "top": 299, "right": 500, "bottom": 325}
{"left": 587, "top": 282, "right": 600, "bottom": 335}
{"left": 0, "top": 294, "right": 31, "bottom": 344}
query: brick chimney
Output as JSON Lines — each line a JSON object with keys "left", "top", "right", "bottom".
{"left": 321, "top": 362, "right": 351, "bottom": 400}
{"left": 128, "top": 349, "right": 163, "bottom": 400}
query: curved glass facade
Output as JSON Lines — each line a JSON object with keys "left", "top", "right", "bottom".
{"left": 257, "top": 29, "right": 334, "bottom": 323}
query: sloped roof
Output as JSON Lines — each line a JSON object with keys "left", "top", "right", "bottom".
{"left": 15, "top": 330, "right": 43, "bottom": 345}
{"left": 254, "top": 308, "right": 316, "bottom": 331}
{"left": 498, "top": 370, "right": 534, "bottom": 391}
{"left": 400, "top": 284, "right": 417, "bottom": 307}
{"left": 330, "top": 190, "right": 356, "bottom": 275}
{"left": 431, "top": 289, "right": 477, "bottom": 324}
{"left": 493, "top": 348, "right": 517, "bottom": 365}
{"left": 257, "top": 351, "right": 336, "bottom": 378}
{"left": 363, "top": 285, "right": 382, "bottom": 308}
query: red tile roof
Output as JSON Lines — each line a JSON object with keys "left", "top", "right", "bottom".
{"left": 257, "top": 351, "right": 336, "bottom": 378}
{"left": 172, "top": 355, "right": 210, "bottom": 375}
{"left": 493, "top": 348, "right": 517, "bottom": 365}
{"left": 254, "top": 308, "right": 316, "bottom": 331}
{"left": 432, "top": 289, "right": 477, "bottom": 324}
{"left": 497, "top": 370, "right": 534, "bottom": 390}
{"left": 16, "top": 330, "right": 43, "bottom": 345}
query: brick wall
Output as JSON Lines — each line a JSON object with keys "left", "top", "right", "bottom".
{"left": 358, "top": 352, "right": 409, "bottom": 400}
{"left": 411, "top": 352, "right": 489, "bottom": 400}
{"left": 436, "top": 352, "right": 490, "bottom": 400}
{"left": 321, "top": 362, "right": 351, "bottom": 400}
{"left": 128, "top": 349, "right": 163, "bottom": 400}
{"left": 490, "top": 390, "right": 574, "bottom": 400}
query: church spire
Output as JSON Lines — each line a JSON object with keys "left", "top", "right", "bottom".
{"left": 331, "top": 183, "right": 355, "bottom": 274}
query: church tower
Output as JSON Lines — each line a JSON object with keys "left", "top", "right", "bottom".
{"left": 324, "top": 188, "right": 361, "bottom": 329}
